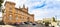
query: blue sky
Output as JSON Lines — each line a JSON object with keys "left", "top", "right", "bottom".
{"left": 1, "top": 0, "right": 60, "bottom": 21}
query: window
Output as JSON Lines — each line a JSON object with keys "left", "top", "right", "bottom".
{"left": 9, "top": 15, "right": 12, "bottom": 20}
{"left": 21, "top": 12, "right": 24, "bottom": 16}
{"left": 27, "top": 17, "right": 30, "bottom": 22}
{"left": 9, "top": 8, "right": 12, "bottom": 10}
{"left": 16, "top": 17, "right": 18, "bottom": 20}
{"left": 9, "top": 8, "right": 12, "bottom": 11}
{"left": 16, "top": 16, "right": 18, "bottom": 21}
{"left": 18, "top": 11, "right": 20, "bottom": 13}
{"left": 16, "top": 10, "right": 18, "bottom": 13}
{"left": 4, "top": 12, "right": 6, "bottom": 15}
{"left": 9, "top": 12, "right": 12, "bottom": 15}
{"left": 15, "top": 14, "right": 17, "bottom": 16}
{"left": 21, "top": 17, "right": 24, "bottom": 21}
{"left": 9, "top": 11, "right": 12, "bottom": 13}
{"left": 22, "top": 17, "right": 24, "bottom": 19}
{"left": 20, "top": 16, "right": 24, "bottom": 21}
{"left": 9, "top": 6, "right": 12, "bottom": 11}
{"left": 20, "top": 16, "right": 22, "bottom": 19}
{"left": 4, "top": 10, "right": 6, "bottom": 13}
{"left": 4, "top": 16, "right": 6, "bottom": 21}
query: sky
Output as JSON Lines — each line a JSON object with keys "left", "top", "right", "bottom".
{"left": 1, "top": 0, "right": 60, "bottom": 21}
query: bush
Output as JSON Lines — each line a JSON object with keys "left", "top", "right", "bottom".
{"left": 45, "top": 22, "right": 50, "bottom": 26}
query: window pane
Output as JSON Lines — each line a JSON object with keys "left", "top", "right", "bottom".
{"left": 9, "top": 15, "right": 12, "bottom": 20}
{"left": 16, "top": 16, "right": 18, "bottom": 21}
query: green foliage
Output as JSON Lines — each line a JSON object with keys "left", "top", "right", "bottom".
{"left": 0, "top": 0, "right": 4, "bottom": 3}
{"left": 2, "top": 9, "right": 4, "bottom": 13}
{"left": 45, "top": 22, "right": 50, "bottom": 26}
{"left": 0, "top": 0, "right": 4, "bottom": 7}
{"left": 52, "top": 17, "right": 56, "bottom": 22}
{"left": 0, "top": 0, "right": 4, "bottom": 12}
{"left": 0, "top": 20, "right": 5, "bottom": 25}
{"left": 0, "top": 3, "right": 2, "bottom": 7}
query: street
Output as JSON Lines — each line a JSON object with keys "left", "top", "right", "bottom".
{"left": 15, "top": 24, "right": 52, "bottom": 27}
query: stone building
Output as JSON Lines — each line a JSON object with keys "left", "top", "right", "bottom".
{"left": 2, "top": 1, "right": 34, "bottom": 24}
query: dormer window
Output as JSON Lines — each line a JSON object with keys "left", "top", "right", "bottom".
{"left": 9, "top": 6, "right": 12, "bottom": 11}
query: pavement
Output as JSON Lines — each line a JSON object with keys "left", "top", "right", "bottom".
{"left": 0, "top": 25, "right": 15, "bottom": 27}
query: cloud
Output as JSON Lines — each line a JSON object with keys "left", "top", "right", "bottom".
{"left": 28, "top": 0, "right": 60, "bottom": 20}
{"left": 0, "top": 12, "right": 2, "bottom": 17}
{"left": 46, "top": 0, "right": 60, "bottom": 9}
{"left": 30, "top": 8, "right": 60, "bottom": 20}
{"left": 32, "top": 3, "right": 46, "bottom": 9}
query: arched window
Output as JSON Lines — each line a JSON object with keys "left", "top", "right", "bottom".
{"left": 21, "top": 12, "right": 24, "bottom": 16}
{"left": 9, "top": 15, "right": 12, "bottom": 20}
{"left": 16, "top": 16, "right": 18, "bottom": 21}
{"left": 16, "top": 10, "right": 18, "bottom": 13}
{"left": 9, "top": 6, "right": 12, "bottom": 12}
{"left": 27, "top": 17, "right": 30, "bottom": 22}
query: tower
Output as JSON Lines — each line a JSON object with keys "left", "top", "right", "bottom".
{"left": 23, "top": 4, "right": 25, "bottom": 8}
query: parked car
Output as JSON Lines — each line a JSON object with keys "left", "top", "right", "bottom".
{"left": 13, "top": 22, "right": 25, "bottom": 26}
{"left": 24, "top": 22, "right": 29, "bottom": 24}
{"left": 20, "top": 22, "right": 25, "bottom": 25}
{"left": 13, "top": 22, "right": 20, "bottom": 25}
{"left": 32, "top": 22, "right": 36, "bottom": 26}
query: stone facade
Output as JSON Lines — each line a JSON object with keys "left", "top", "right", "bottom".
{"left": 3, "top": 1, "right": 34, "bottom": 24}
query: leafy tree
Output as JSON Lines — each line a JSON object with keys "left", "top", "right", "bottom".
{"left": 45, "top": 21, "right": 51, "bottom": 26}
{"left": 45, "top": 22, "right": 49, "bottom": 26}
{"left": 0, "top": 0, "right": 4, "bottom": 12}
{"left": 52, "top": 17, "right": 56, "bottom": 22}
{"left": 0, "top": 0, "right": 4, "bottom": 7}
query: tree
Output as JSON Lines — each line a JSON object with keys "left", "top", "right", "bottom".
{"left": 52, "top": 17, "right": 56, "bottom": 22}
{"left": 0, "top": 0, "right": 4, "bottom": 12}
{"left": 0, "top": 0, "right": 4, "bottom": 7}
{"left": 45, "top": 22, "right": 49, "bottom": 26}
{"left": 45, "top": 21, "right": 51, "bottom": 26}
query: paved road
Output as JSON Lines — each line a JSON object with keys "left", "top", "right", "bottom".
{"left": 15, "top": 24, "right": 52, "bottom": 27}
